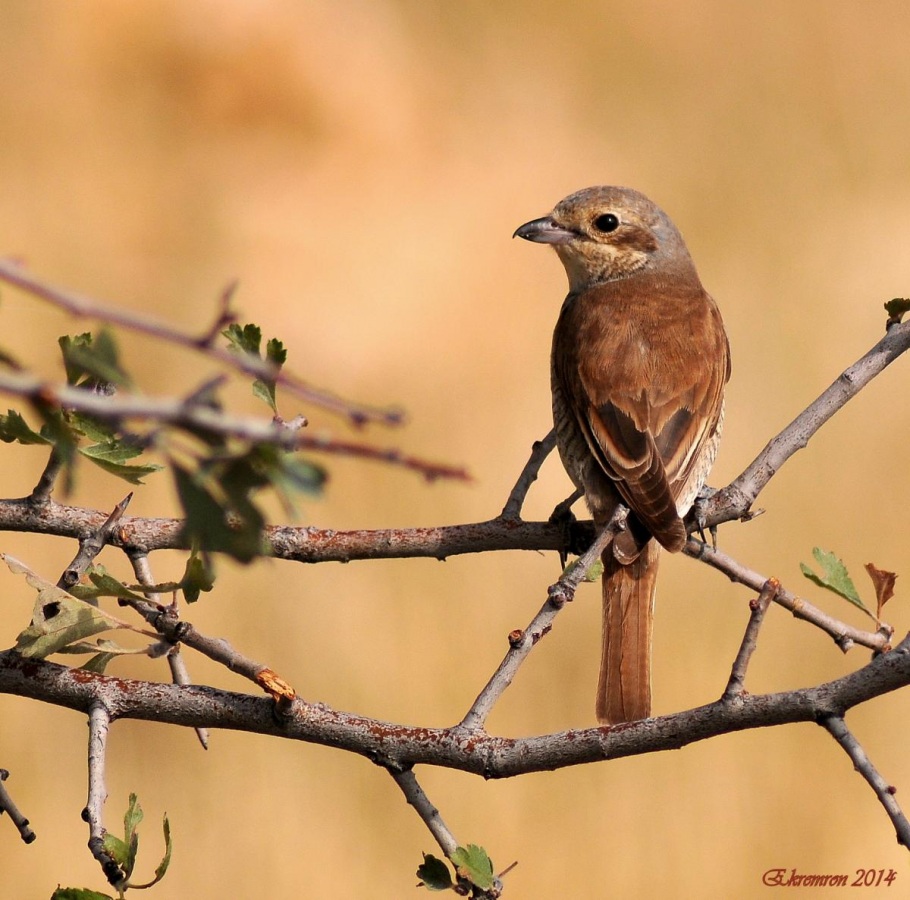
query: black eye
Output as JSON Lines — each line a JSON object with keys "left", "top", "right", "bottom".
{"left": 593, "top": 213, "right": 620, "bottom": 233}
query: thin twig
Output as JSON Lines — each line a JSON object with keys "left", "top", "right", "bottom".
{"left": 130, "top": 551, "right": 210, "bottom": 750}
{"left": 57, "top": 493, "right": 133, "bottom": 592}
{"left": 686, "top": 539, "right": 889, "bottom": 653}
{"left": 500, "top": 430, "right": 557, "bottom": 519}
{"left": 390, "top": 768, "right": 458, "bottom": 858}
{"left": 0, "top": 769, "right": 36, "bottom": 843}
{"left": 723, "top": 578, "right": 779, "bottom": 701}
{"left": 84, "top": 701, "right": 124, "bottom": 887}
{"left": 122, "top": 549, "right": 296, "bottom": 710}
{"left": 458, "top": 508, "right": 626, "bottom": 732}
{"left": 821, "top": 715, "right": 910, "bottom": 848}
{"left": 703, "top": 318, "right": 910, "bottom": 527}
{"left": 0, "top": 369, "right": 467, "bottom": 482}
{"left": 0, "top": 259, "right": 404, "bottom": 427}
{"left": 27, "top": 446, "right": 66, "bottom": 505}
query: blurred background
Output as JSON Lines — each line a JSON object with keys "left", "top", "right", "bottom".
{"left": 1, "top": 2, "right": 909, "bottom": 897}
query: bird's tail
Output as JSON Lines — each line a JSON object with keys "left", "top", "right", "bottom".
{"left": 596, "top": 540, "right": 660, "bottom": 724}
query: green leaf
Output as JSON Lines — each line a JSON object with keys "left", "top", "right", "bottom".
{"left": 800, "top": 547, "right": 875, "bottom": 619}
{"left": 86, "top": 567, "right": 150, "bottom": 603}
{"left": 102, "top": 833, "right": 131, "bottom": 868}
{"left": 79, "top": 442, "right": 163, "bottom": 484}
{"left": 79, "top": 651, "right": 121, "bottom": 674}
{"left": 223, "top": 323, "right": 286, "bottom": 413}
{"left": 252, "top": 337, "right": 287, "bottom": 413}
{"left": 0, "top": 409, "right": 50, "bottom": 445}
{"left": 124, "top": 792, "right": 144, "bottom": 835}
{"left": 117, "top": 793, "right": 143, "bottom": 879}
{"left": 3, "top": 554, "right": 135, "bottom": 658}
{"left": 451, "top": 844, "right": 494, "bottom": 891}
{"left": 51, "top": 889, "right": 114, "bottom": 900}
{"left": 181, "top": 551, "right": 215, "bottom": 603}
{"left": 173, "top": 463, "right": 263, "bottom": 563}
{"left": 56, "top": 637, "right": 145, "bottom": 673}
{"left": 67, "top": 411, "right": 118, "bottom": 443}
{"left": 561, "top": 556, "right": 603, "bottom": 583}
{"left": 222, "top": 323, "right": 262, "bottom": 356}
{"left": 59, "top": 330, "right": 130, "bottom": 388}
{"left": 154, "top": 814, "right": 173, "bottom": 883}
{"left": 416, "top": 853, "right": 453, "bottom": 891}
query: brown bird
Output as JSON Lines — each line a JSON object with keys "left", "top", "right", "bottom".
{"left": 515, "top": 186, "right": 730, "bottom": 724}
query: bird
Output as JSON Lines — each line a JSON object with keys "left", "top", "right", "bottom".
{"left": 514, "top": 186, "right": 730, "bottom": 724}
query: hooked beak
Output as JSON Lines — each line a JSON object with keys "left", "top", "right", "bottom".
{"left": 513, "top": 216, "right": 576, "bottom": 245}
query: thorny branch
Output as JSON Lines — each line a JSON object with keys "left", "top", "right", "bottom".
{"left": 2, "top": 633, "right": 910, "bottom": 776}
{"left": 0, "top": 369, "right": 469, "bottom": 483}
{"left": 0, "top": 274, "right": 909, "bottom": 889}
{"left": 701, "top": 317, "right": 910, "bottom": 528}
{"left": 0, "top": 259, "right": 403, "bottom": 428}
{"left": 129, "top": 551, "right": 209, "bottom": 750}
{"left": 459, "top": 507, "right": 626, "bottom": 731}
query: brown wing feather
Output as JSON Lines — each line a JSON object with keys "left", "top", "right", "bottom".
{"left": 558, "top": 275, "right": 728, "bottom": 551}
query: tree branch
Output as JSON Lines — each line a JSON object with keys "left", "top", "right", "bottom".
{"left": 0, "top": 259, "right": 403, "bottom": 428}
{"left": 459, "top": 508, "right": 625, "bottom": 731}
{"left": 84, "top": 701, "right": 124, "bottom": 887}
{"left": 723, "top": 578, "right": 779, "bottom": 701}
{"left": 821, "top": 715, "right": 910, "bottom": 848}
{"left": 3, "top": 634, "right": 908, "bottom": 779}
{"left": 0, "top": 370, "right": 467, "bottom": 482}
{"left": 500, "top": 430, "right": 556, "bottom": 519}
{"left": 686, "top": 538, "right": 890, "bottom": 653}
{"left": 389, "top": 768, "right": 458, "bottom": 857}
{"left": 702, "top": 318, "right": 910, "bottom": 527}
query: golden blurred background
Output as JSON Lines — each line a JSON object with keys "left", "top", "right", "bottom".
{"left": 1, "top": 2, "right": 910, "bottom": 897}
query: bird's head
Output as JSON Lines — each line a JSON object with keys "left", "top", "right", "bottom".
{"left": 514, "top": 186, "right": 695, "bottom": 293}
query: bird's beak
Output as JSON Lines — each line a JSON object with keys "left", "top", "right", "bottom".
{"left": 513, "top": 216, "right": 576, "bottom": 245}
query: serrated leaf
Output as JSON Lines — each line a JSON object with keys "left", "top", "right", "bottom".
{"left": 59, "top": 333, "right": 94, "bottom": 386}
{"left": 0, "top": 409, "right": 51, "bottom": 445}
{"left": 124, "top": 792, "right": 144, "bottom": 835}
{"left": 80, "top": 442, "right": 143, "bottom": 464}
{"left": 59, "top": 330, "right": 130, "bottom": 388}
{"left": 223, "top": 324, "right": 286, "bottom": 413}
{"left": 222, "top": 322, "right": 262, "bottom": 356}
{"left": 800, "top": 548, "right": 875, "bottom": 620}
{"left": 416, "top": 853, "right": 453, "bottom": 891}
{"left": 265, "top": 336, "right": 287, "bottom": 369}
{"left": 3, "top": 554, "right": 135, "bottom": 658}
{"left": 68, "top": 411, "right": 118, "bottom": 443}
{"left": 79, "top": 443, "right": 163, "bottom": 484}
{"left": 451, "top": 844, "right": 494, "bottom": 891}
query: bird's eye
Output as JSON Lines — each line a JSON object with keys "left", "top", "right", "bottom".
{"left": 593, "top": 213, "right": 620, "bottom": 233}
